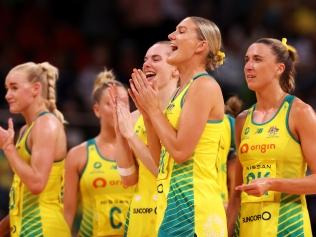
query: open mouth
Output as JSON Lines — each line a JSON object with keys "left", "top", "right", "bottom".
{"left": 145, "top": 71, "right": 156, "bottom": 81}
{"left": 170, "top": 43, "right": 178, "bottom": 51}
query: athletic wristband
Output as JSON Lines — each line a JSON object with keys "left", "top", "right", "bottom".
{"left": 117, "top": 164, "right": 136, "bottom": 176}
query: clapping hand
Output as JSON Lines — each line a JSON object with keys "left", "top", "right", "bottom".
{"left": 109, "top": 84, "right": 135, "bottom": 139}
{"left": 129, "top": 69, "right": 160, "bottom": 116}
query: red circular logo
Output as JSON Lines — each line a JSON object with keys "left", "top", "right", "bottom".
{"left": 240, "top": 143, "right": 249, "bottom": 154}
{"left": 92, "top": 177, "right": 107, "bottom": 188}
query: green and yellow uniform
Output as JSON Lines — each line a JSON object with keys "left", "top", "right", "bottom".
{"left": 124, "top": 116, "right": 158, "bottom": 237}
{"left": 218, "top": 114, "right": 235, "bottom": 203}
{"left": 9, "top": 114, "right": 70, "bottom": 237}
{"left": 78, "top": 138, "right": 134, "bottom": 237}
{"left": 156, "top": 73, "right": 227, "bottom": 237}
{"left": 237, "top": 95, "right": 312, "bottom": 237}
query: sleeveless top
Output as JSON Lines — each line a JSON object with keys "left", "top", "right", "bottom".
{"left": 236, "top": 95, "right": 312, "bottom": 237}
{"left": 9, "top": 112, "right": 70, "bottom": 237}
{"left": 218, "top": 114, "right": 235, "bottom": 202}
{"left": 79, "top": 138, "right": 134, "bottom": 237}
{"left": 156, "top": 73, "right": 227, "bottom": 237}
{"left": 124, "top": 116, "right": 158, "bottom": 237}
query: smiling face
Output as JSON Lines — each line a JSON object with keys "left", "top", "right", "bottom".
{"left": 244, "top": 43, "right": 284, "bottom": 92}
{"left": 5, "top": 71, "right": 38, "bottom": 114}
{"left": 167, "top": 17, "right": 203, "bottom": 66}
{"left": 142, "top": 42, "right": 177, "bottom": 90}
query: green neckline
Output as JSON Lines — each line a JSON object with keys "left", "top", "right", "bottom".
{"left": 91, "top": 138, "right": 116, "bottom": 163}
{"left": 192, "top": 72, "right": 209, "bottom": 80}
{"left": 37, "top": 111, "right": 50, "bottom": 117}
{"left": 251, "top": 94, "right": 291, "bottom": 126}
{"left": 172, "top": 72, "right": 210, "bottom": 103}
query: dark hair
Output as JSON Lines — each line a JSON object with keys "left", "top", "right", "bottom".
{"left": 225, "top": 96, "right": 243, "bottom": 117}
{"left": 256, "top": 38, "right": 298, "bottom": 93}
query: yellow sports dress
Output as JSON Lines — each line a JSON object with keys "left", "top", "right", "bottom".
{"left": 124, "top": 116, "right": 158, "bottom": 237}
{"left": 78, "top": 138, "right": 134, "bottom": 237}
{"left": 156, "top": 72, "right": 227, "bottom": 237}
{"left": 9, "top": 114, "right": 70, "bottom": 237}
{"left": 218, "top": 114, "right": 235, "bottom": 203}
{"left": 237, "top": 95, "right": 312, "bottom": 237}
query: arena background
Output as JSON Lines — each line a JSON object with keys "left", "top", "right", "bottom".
{"left": 0, "top": 0, "right": 315, "bottom": 234}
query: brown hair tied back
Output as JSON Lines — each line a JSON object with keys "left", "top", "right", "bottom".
{"left": 256, "top": 38, "right": 298, "bottom": 93}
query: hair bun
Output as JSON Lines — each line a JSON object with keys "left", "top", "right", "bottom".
{"left": 94, "top": 68, "right": 115, "bottom": 87}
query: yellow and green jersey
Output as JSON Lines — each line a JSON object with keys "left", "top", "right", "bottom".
{"left": 9, "top": 113, "right": 70, "bottom": 237}
{"left": 124, "top": 116, "right": 158, "bottom": 237}
{"left": 78, "top": 138, "right": 134, "bottom": 237}
{"left": 236, "top": 95, "right": 312, "bottom": 237}
{"left": 218, "top": 114, "right": 235, "bottom": 203}
{"left": 156, "top": 72, "right": 227, "bottom": 237}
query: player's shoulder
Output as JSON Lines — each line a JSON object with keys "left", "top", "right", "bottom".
{"left": 67, "top": 140, "right": 88, "bottom": 159}
{"left": 291, "top": 97, "right": 315, "bottom": 117}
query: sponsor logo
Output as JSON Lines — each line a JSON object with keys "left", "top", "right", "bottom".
{"left": 157, "top": 183, "right": 163, "bottom": 193}
{"left": 268, "top": 126, "right": 279, "bottom": 137}
{"left": 244, "top": 127, "right": 250, "bottom": 135}
{"left": 240, "top": 143, "right": 276, "bottom": 154}
{"left": 108, "top": 180, "right": 122, "bottom": 186}
{"left": 100, "top": 199, "right": 129, "bottom": 205}
{"left": 246, "top": 164, "right": 272, "bottom": 170}
{"left": 92, "top": 178, "right": 122, "bottom": 188}
{"left": 93, "top": 177, "right": 107, "bottom": 188}
{"left": 94, "top": 162, "right": 102, "bottom": 169}
{"left": 166, "top": 103, "right": 175, "bottom": 111}
{"left": 242, "top": 211, "right": 271, "bottom": 223}
{"left": 240, "top": 144, "right": 249, "bottom": 154}
{"left": 133, "top": 207, "right": 156, "bottom": 214}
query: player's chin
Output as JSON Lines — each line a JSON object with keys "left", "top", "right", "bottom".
{"left": 8, "top": 106, "right": 20, "bottom": 114}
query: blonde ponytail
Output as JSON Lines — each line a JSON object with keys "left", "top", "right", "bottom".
{"left": 190, "top": 16, "right": 224, "bottom": 71}
{"left": 8, "top": 61, "right": 65, "bottom": 123}
{"left": 38, "top": 62, "right": 65, "bottom": 123}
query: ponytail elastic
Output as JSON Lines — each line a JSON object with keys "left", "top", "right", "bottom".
{"left": 281, "top": 38, "right": 297, "bottom": 54}
{"left": 216, "top": 50, "right": 225, "bottom": 66}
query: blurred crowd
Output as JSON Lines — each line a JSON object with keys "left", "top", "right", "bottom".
{"left": 0, "top": 0, "right": 315, "bottom": 233}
